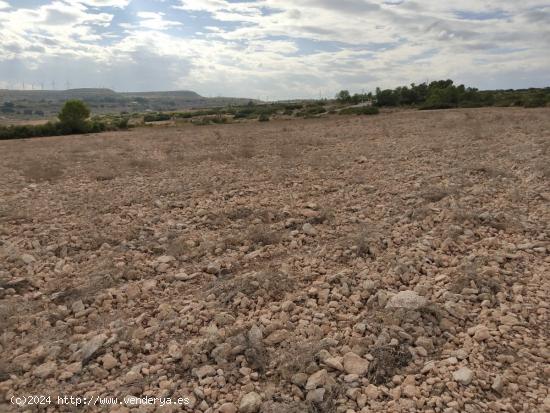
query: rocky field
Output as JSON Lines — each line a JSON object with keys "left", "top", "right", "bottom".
{"left": 0, "top": 108, "right": 549, "bottom": 412}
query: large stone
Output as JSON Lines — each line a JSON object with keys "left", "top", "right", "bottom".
{"left": 386, "top": 290, "right": 427, "bottom": 310}
{"left": 302, "top": 223, "right": 318, "bottom": 236}
{"left": 76, "top": 334, "right": 107, "bottom": 363}
{"left": 471, "top": 325, "right": 491, "bottom": 341}
{"left": 206, "top": 262, "right": 221, "bottom": 274}
{"left": 343, "top": 352, "right": 369, "bottom": 376}
{"left": 34, "top": 361, "right": 57, "bottom": 378}
{"left": 291, "top": 373, "right": 308, "bottom": 387}
{"left": 219, "top": 403, "right": 237, "bottom": 413}
{"left": 20, "top": 254, "right": 36, "bottom": 264}
{"left": 324, "top": 357, "right": 344, "bottom": 371}
{"left": 492, "top": 375, "right": 504, "bottom": 393}
{"left": 306, "top": 388, "right": 325, "bottom": 404}
{"left": 365, "top": 384, "right": 380, "bottom": 399}
{"left": 239, "top": 392, "right": 262, "bottom": 413}
{"left": 168, "top": 341, "right": 182, "bottom": 359}
{"left": 264, "top": 329, "right": 289, "bottom": 345}
{"left": 101, "top": 354, "right": 118, "bottom": 370}
{"left": 156, "top": 255, "right": 175, "bottom": 264}
{"left": 194, "top": 365, "right": 216, "bottom": 379}
{"left": 306, "top": 369, "right": 328, "bottom": 390}
{"left": 453, "top": 367, "right": 474, "bottom": 385}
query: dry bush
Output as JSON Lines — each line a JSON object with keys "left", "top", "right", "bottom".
{"left": 248, "top": 225, "right": 282, "bottom": 246}
{"left": 277, "top": 139, "right": 298, "bottom": 160}
{"left": 166, "top": 236, "right": 193, "bottom": 259}
{"left": 226, "top": 207, "right": 253, "bottom": 221}
{"left": 307, "top": 208, "right": 334, "bottom": 225}
{"left": 367, "top": 345, "right": 412, "bottom": 385}
{"left": 260, "top": 401, "right": 309, "bottom": 413}
{"left": 219, "top": 234, "right": 245, "bottom": 251}
{"left": 208, "top": 270, "right": 294, "bottom": 307}
{"left": 306, "top": 385, "right": 341, "bottom": 413}
{"left": 297, "top": 135, "right": 325, "bottom": 147}
{"left": 450, "top": 271, "right": 501, "bottom": 299}
{"left": 233, "top": 139, "right": 256, "bottom": 159}
{"left": 203, "top": 151, "right": 235, "bottom": 163}
{"left": 464, "top": 113, "right": 484, "bottom": 140}
{"left": 164, "top": 148, "right": 186, "bottom": 163}
{"left": 0, "top": 202, "right": 32, "bottom": 224}
{"left": 420, "top": 186, "right": 454, "bottom": 202}
{"left": 469, "top": 164, "right": 514, "bottom": 179}
{"left": 350, "top": 225, "right": 382, "bottom": 258}
{"left": 272, "top": 338, "right": 328, "bottom": 381}
{"left": 271, "top": 338, "right": 343, "bottom": 412}
{"left": 452, "top": 208, "right": 516, "bottom": 232}
{"left": 127, "top": 157, "right": 157, "bottom": 171}
{"left": 535, "top": 160, "right": 550, "bottom": 178}
{"left": 254, "top": 208, "right": 285, "bottom": 224}
{"left": 21, "top": 160, "right": 64, "bottom": 182}
{"left": 87, "top": 160, "right": 121, "bottom": 181}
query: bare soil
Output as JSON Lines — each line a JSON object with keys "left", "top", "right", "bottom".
{"left": 0, "top": 108, "right": 549, "bottom": 412}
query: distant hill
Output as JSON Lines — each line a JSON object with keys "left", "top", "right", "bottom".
{"left": 0, "top": 88, "right": 119, "bottom": 102}
{"left": 0, "top": 88, "right": 255, "bottom": 121}
{"left": 122, "top": 90, "right": 202, "bottom": 99}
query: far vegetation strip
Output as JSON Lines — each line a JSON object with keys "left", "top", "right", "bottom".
{"left": 1, "top": 79, "right": 549, "bottom": 140}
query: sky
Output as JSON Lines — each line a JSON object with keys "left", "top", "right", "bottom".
{"left": 0, "top": 0, "right": 549, "bottom": 100}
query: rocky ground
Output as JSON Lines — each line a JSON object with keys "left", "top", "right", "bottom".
{"left": 0, "top": 108, "right": 549, "bottom": 412}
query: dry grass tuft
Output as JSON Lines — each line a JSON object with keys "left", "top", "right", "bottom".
{"left": 21, "top": 160, "right": 64, "bottom": 182}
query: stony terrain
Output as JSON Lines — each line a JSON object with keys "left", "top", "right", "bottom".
{"left": 0, "top": 108, "right": 549, "bottom": 413}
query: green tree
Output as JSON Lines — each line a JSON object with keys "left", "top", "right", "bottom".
{"left": 336, "top": 90, "right": 352, "bottom": 103}
{"left": 58, "top": 100, "right": 90, "bottom": 133}
{"left": 375, "top": 87, "right": 400, "bottom": 106}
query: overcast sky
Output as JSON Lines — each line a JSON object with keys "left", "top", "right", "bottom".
{"left": 0, "top": 0, "right": 549, "bottom": 99}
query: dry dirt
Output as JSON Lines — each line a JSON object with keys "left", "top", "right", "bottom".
{"left": 0, "top": 108, "right": 549, "bottom": 413}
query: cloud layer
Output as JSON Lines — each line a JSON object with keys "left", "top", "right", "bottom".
{"left": 1, "top": 0, "right": 549, "bottom": 99}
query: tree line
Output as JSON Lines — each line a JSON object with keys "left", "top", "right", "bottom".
{"left": 336, "top": 80, "right": 550, "bottom": 109}
{"left": 0, "top": 100, "right": 128, "bottom": 140}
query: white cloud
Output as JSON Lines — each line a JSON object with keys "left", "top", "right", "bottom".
{"left": 0, "top": 0, "right": 549, "bottom": 98}
{"left": 136, "top": 11, "right": 182, "bottom": 30}
{"left": 75, "top": 0, "right": 130, "bottom": 8}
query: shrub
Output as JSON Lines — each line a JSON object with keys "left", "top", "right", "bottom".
{"left": 115, "top": 117, "right": 130, "bottom": 129}
{"left": 524, "top": 93, "right": 547, "bottom": 108}
{"left": 143, "top": 113, "right": 171, "bottom": 122}
{"left": 88, "top": 121, "right": 107, "bottom": 133}
{"left": 211, "top": 115, "right": 228, "bottom": 124}
{"left": 296, "top": 105, "right": 327, "bottom": 117}
{"left": 0, "top": 122, "right": 61, "bottom": 140}
{"left": 258, "top": 113, "right": 270, "bottom": 122}
{"left": 339, "top": 106, "right": 379, "bottom": 115}
{"left": 58, "top": 100, "right": 91, "bottom": 133}
{"left": 234, "top": 109, "right": 255, "bottom": 119}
